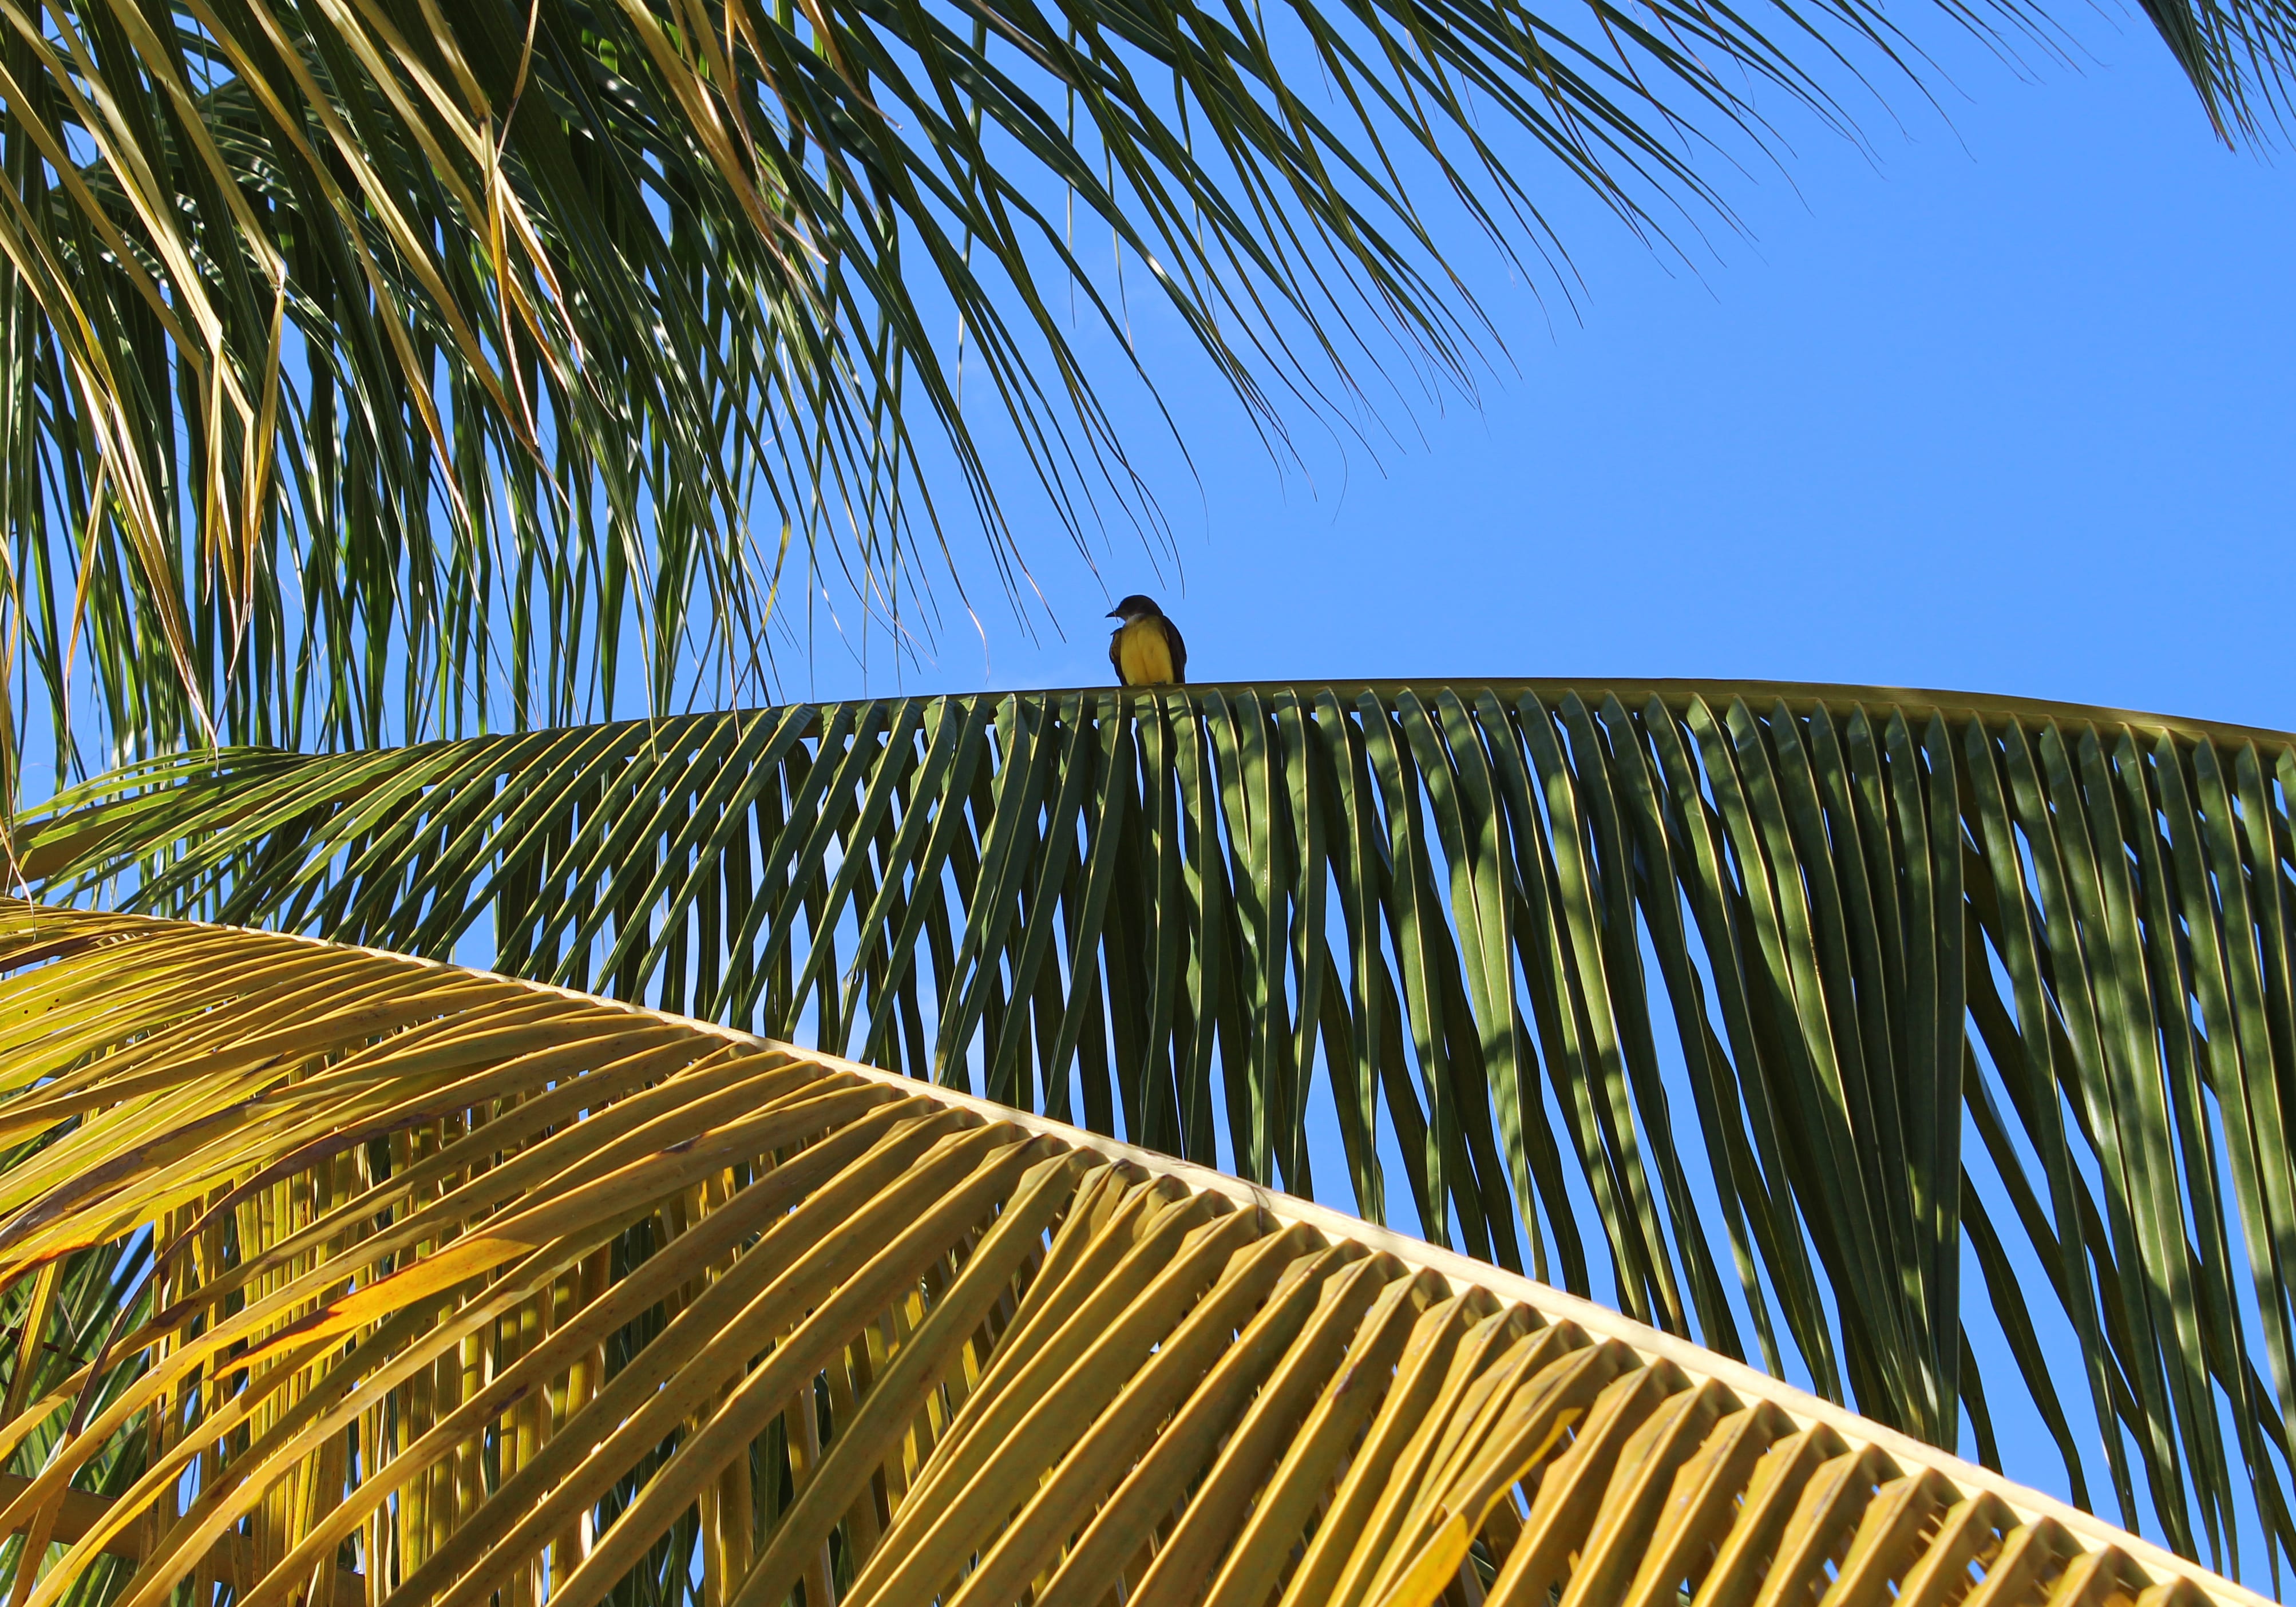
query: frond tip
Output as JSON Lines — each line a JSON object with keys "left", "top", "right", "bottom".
{"left": 0, "top": 907, "right": 2253, "bottom": 1607}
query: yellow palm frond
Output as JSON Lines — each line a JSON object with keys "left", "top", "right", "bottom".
{"left": 0, "top": 905, "right": 2255, "bottom": 1606}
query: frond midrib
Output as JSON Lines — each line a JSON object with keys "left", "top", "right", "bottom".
{"left": 25, "top": 676, "right": 2288, "bottom": 782}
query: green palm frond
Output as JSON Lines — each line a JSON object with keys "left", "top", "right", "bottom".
{"left": 5, "top": 0, "right": 2295, "bottom": 775}
{"left": 0, "top": 904, "right": 2259, "bottom": 1607}
{"left": 25, "top": 676, "right": 2296, "bottom": 1573}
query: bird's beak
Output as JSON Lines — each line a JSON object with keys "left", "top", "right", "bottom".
{"left": 1106, "top": 607, "right": 1122, "bottom": 619}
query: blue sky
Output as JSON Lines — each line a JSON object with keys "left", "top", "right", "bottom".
{"left": 800, "top": 7, "right": 2296, "bottom": 741}
{"left": 771, "top": 12, "right": 2296, "bottom": 1570}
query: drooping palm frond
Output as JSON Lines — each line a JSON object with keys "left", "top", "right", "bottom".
{"left": 0, "top": 904, "right": 2262, "bottom": 1607}
{"left": 6, "top": 0, "right": 2296, "bottom": 779}
{"left": 25, "top": 676, "right": 2296, "bottom": 1573}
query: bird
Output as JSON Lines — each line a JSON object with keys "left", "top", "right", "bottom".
{"left": 1106, "top": 595, "right": 1187, "bottom": 686}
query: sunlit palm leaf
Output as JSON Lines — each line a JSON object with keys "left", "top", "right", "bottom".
{"left": 26, "top": 676, "right": 2296, "bottom": 1572}
{"left": 6, "top": 0, "right": 2296, "bottom": 774}
{"left": 0, "top": 905, "right": 2261, "bottom": 1606}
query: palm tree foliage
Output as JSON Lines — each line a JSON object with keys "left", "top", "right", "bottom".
{"left": 25, "top": 677, "right": 2296, "bottom": 1576}
{"left": 0, "top": 905, "right": 2255, "bottom": 1606}
{"left": 11, "top": 0, "right": 2296, "bottom": 1577}
{"left": 5, "top": 0, "right": 2296, "bottom": 779}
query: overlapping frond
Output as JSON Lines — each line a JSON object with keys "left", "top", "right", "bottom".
{"left": 26, "top": 677, "right": 2296, "bottom": 1572}
{"left": 6, "top": 0, "right": 2296, "bottom": 773}
{"left": 0, "top": 905, "right": 2262, "bottom": 1607}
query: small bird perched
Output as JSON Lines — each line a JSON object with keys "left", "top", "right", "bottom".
{"left": 1107, "top": 595, "right": 1188, "bottom": 686}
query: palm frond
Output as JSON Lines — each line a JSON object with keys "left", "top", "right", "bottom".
{"left": 0, "top": 904, "right": 2261, "bottom": 1607}
{"left": 6, "top": 0, "right": 2296, "bottom": 773}
{"left": 26, "top": 676, "right": 2296, "bottom": 1573}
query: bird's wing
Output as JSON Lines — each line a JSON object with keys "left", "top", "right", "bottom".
{"left": 1161, "top": 617, "right": 1187, "bottom": 683}
{"left": 1109, "top": 627, "right": 1126, "bottom": 684}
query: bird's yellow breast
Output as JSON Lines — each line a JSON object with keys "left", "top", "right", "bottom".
{"left": 1115, "top": 619, "right": 1176, "bottom": 685}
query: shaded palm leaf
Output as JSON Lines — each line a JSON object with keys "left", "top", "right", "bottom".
{"left": 0, "top": 904, "right": 2263, "bottom": 1606}
{"left": 6, "top": 0, "right": 2296, "bottom": 778}
{"left": 25, "top": 676, "right": 2296, "bottom": 1572}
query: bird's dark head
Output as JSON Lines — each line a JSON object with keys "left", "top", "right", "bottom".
{"left": 1106, "top": 594, "right": 1164, "bottom": 622}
